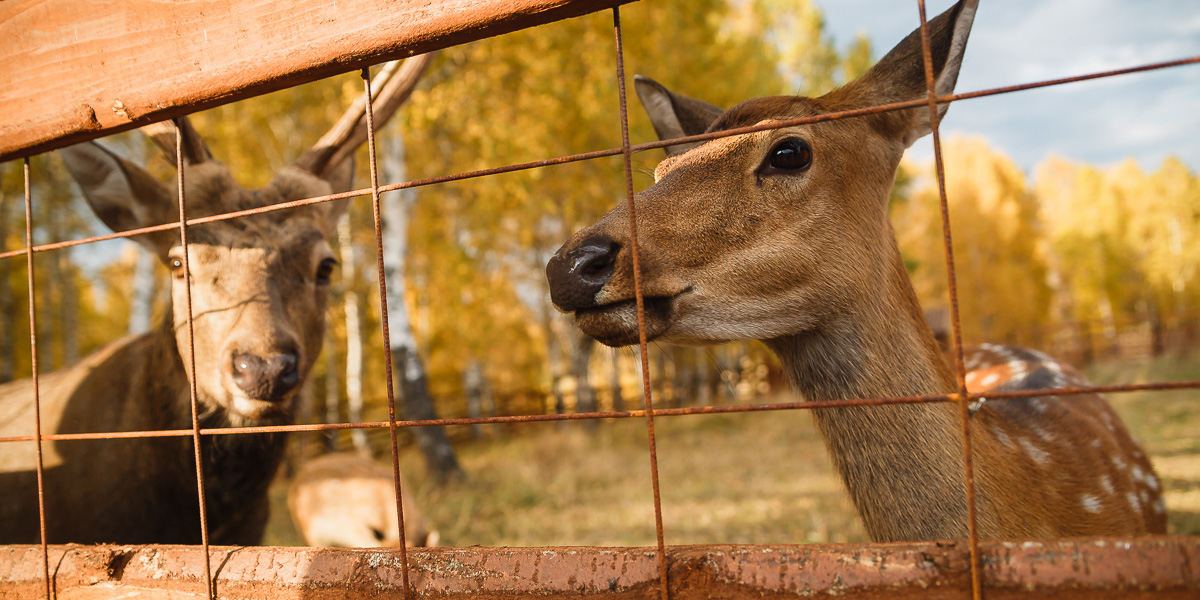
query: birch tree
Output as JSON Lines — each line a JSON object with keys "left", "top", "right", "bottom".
{"left": 323, "top": 332, "right": 341, "bottom": 452}
{"left": 338, "top": 217, "right": 371, "bottom": 453}
{"left": 462, "top": 358, "right": 491, "bottom": 438}
{"left": 381, "top": 124, "right": 463, "bottom": 481}
{"left": 0, "top": 163, "right": 12, "bottom": 383}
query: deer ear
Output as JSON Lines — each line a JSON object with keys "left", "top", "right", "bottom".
{"left": 59, "top": 141, "right": 179, "bottom": 259}
{"left": 634, "top": 75, "right": 724, "bottom": 157}
{"left": 826, "top": 0, "right": 977, "bottom": 147}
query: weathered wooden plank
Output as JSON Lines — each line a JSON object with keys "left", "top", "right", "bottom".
{"left": 1, "top": 538, "right": 1197, "bottom": 599}
{"left": 0, "top": 0, "right": 635, "bottom": 162}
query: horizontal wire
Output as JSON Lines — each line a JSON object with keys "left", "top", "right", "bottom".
{"left": 1, "top": 54, "right": 1196, "bottom": 262}
{"left": 2, "top": 378, "right": 1196, "bottom": 444}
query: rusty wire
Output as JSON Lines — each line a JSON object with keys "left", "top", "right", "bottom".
{"left": 22, "top": 158, "right": 51, "bottom": 600}
{"left": 360, "top": 65, "right": 414, "bottom": 599}
{"left": 0, "top": 6, "right": 1198, "bottom": 598}
{"left": 915, "top": 1, "right": 981, "bottom": 598}
{"left": 612, "top": 7, "right": 670, "bottom": 600}
{"left": 1, "top": 379, "right": 1198, "bottom": 444}
{"left": 2, "top": 55, "right": 1197, "bottom": 265}
{"left": 174, "top": 117, "right": 217, "bottom": 600}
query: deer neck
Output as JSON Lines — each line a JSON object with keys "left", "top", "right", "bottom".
{"left": 763, "top": 237, "right": 970, "bottom": 542}
{"left": 152, "top": 304, "right": 287, "bottom": 543}
{"left": 125, "top": 308, "right": 192, "bottom": 428}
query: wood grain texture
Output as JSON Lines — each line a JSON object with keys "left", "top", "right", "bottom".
{"left": 0, "top": 0, "right": 635, "bottom": 162}
{"left": 0, "top": 539, "right": 1197, "bottom": 598}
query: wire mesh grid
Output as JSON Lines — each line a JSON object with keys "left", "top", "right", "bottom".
{"left": 2, "top": 2, "right": 1200, "bottom": 599}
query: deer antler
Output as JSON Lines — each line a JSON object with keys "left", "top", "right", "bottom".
{"left": 137, "top": 53, "right": 433, "bottom": 175}
{"left": 294, "top": 52, "right": 436, "bottom": 179}
{"left": 140, "top": 117, "right": 214, "bottom": 166}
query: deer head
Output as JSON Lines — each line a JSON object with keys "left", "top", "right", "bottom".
{"left": 547, "top": 1, "right": 976, "bottom": 359}
{"left": 58, "top": 57, "right": 431, "bottom": 427}
{"left": 546, "top": 2, "right": 1168, "bottom": 542}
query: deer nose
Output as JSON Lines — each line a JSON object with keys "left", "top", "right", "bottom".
{"left": 231, "top": 351, "right": 300, "bottom": 402}
{"left": 546, "top": 238, "right": 619, "bottom": 311}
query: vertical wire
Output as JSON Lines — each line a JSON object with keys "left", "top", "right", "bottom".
{"left": 23, "top": 158, "right": 52, "bottom": 600}
{"left": 612, "top": 7, "right": 670, "bottom": 600}
{"left": 361, "top": 66, "right": 412, "bottom": 598}
{"left": 174, "top": 118, "right": 216, "bottom": 600}
{"left": 915, "top": 2, "right": 982, "bottom": 599}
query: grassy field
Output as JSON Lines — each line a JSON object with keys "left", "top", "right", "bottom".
{"left": 265, "top": 353, "right": 1200, "bottom": 547}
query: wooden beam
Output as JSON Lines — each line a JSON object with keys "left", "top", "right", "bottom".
{"left": 0, "top": 0, "right": 635, "bottom": 162}
{"left": 1, "top": 538, "right": 1198, "bottom": 598}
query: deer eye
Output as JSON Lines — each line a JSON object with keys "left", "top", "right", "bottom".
{"left": 169, "top": 257, "right": 186, "bottom": 279}
{"left": 761, "top": 138, "right": 813, "bottom": 175}
{"left": 315, "top": 257, "right": 338, "bottom": 285}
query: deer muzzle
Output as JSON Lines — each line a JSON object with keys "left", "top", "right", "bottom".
{"left": 546, "top": 237, "right": 620, "bottom": 312}
{"left": 231, "top": 351, "right": 300, "bottom": 403}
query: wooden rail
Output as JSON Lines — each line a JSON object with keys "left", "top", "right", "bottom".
{"left": 1, "top": 538, "right": 1197, "bottom": 599}
{"left": 0, "top": 0, "right": 634, "bottom": 162}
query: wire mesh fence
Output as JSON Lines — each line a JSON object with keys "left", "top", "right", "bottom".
{"left": 2, "top": 1, "right": 1199, "bottom": 599}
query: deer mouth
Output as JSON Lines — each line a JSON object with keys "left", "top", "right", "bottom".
{"left": 226, "top": 393, "right": 293, "bottom": 424}
{"left": 573, "top": 295, "right": 675, "bottom": 347}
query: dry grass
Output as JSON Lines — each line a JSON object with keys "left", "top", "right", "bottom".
{"left": 265, "top": 352, "right": 1200, "bottom": 546}
{"left": 266, "top": 408, "right": 865, "bottom": 547}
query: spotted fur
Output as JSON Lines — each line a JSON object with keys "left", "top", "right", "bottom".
{"left": 963, "top": 344, "right": 1166, "bottom": 536}
{"left": 547, "top": 0, "right": 1166, "bottom": 541}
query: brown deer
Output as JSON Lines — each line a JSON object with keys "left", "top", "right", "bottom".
{"left": 546, "top": 0, "right": 1166, "bottom": 541}
{"left": 288, "top": 452, "right": 438, "bottom": 548}
{"left": 0, "top": 57, "right": 430, "bottom": 545}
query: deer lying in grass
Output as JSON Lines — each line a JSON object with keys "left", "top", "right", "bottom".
{"left": 289, "top": 452, "right": 438, "bottom": 548}
{"left": 0, "top": 58, "right": 430, "bottom": 545}
{"left": 546, "top": 0, "right": 1165, "bottom": 541}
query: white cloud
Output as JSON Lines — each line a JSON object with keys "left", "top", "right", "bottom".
{"left": 814, "top": 0, "right": 1200, "bottom": 171}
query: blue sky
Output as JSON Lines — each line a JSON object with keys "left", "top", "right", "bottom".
{"left": 816, "top": 0, "right": 1200, "bottom": 172}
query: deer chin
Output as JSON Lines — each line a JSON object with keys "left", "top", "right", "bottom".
{"left": 225, "top": 393, "right": 292, "bottom": 425}
{"left": 573, "top": 295, "right": 674, "bottom": 347}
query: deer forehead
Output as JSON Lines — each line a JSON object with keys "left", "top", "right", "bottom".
{"left": 176, "top": 226, "right": 331, "bottom": 271}
{"left": 184, "top": 163, "right": 333, "bottom": 217}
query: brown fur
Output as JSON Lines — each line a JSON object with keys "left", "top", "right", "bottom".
{"left": 547, "top": 0, "right": 1165, "bottom": 541}
{"left": 288, "top": 452, "right": 437, "bottom": 548}
{"left": 0, "top": 127, "right": 349, "bottom": 545}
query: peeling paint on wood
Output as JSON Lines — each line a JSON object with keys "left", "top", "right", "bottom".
{"left": 0, "top": 0, "right": 635, "bottom": 162}
{"left": 1, "top": 538, "right": 1197, "bottom": 598}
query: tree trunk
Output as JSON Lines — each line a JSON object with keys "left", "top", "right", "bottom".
{"left": 0, "top": 175, "right": 13, "bottom": 383}
{"left": 652, "top": 346, "right": 667, "bottom": 408}
{"left": 40, "top": 220, "right": 59, "bottom": 371}
{"left": 543, "top": 305, "right": 566, "bottom": 416}
{"left": 289, "top": 383, "right": 314, "bottom": 476}
{"left": 570, "top": 330, "right": 596, "bottom": 427}
{"left": 1150, "top": 306, "right": 1165, "bottom": 357}
{"left": 670, "top": 345, "right": 689, "bottom": 408}
{"left": 381, "top": 127, "right": 462, "bottom": 481}
{"left": 338, "top": 218, "right": 371, "bottom": 455}
{"left": 608, "top": 348, "right": 623, "bottom": 412}
{"left": 323, "top": 332, "right": 340, "bottom": 452}
{"left": 463, "top": 358, "right": 488, "bottom": 439}
{"left": 688, "top": 347, "right": 706, "bottom": 407}
{"left": 58, "top": 248, "right": 78, "bottom": 366}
